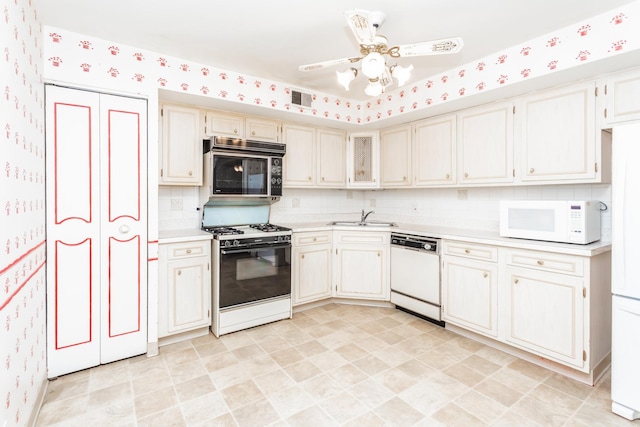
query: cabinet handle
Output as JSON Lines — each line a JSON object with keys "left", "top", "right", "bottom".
{"left": 445, "top": 174, "right": 450, "bottom": 179}
{"left": 378, "top": 252, "right": 381, "bottom": 257}
{"left": 514, "top": 278, "right": 519, "bottom": 284}
{"left": 251, "top": 131, "right": 256, "bottom": 136}
{"left": 177, "top": 270, "right": 182, "bottom": 276}
{"left": 313, "top": 237, "right": 317, "bottom": 242}
{"left": 537, "top": 260, "right": 544, "bottom": 265}
{"left": 483, "top": 272, "right": 488, "bottom": 278}
{"left": 118, "top": 225, "right": 130, "bottom": 234}
{"left": 234, "top": 128, "right": 238, "bottom": 134}
{"left": 186, "top": 249, "right": 192, "bottom": 254}
{"left": 321, "top": 177, "right": 325, "bottom": 181}
{"left": 529, "top": 168, "right": 535, "bottom": 174}
{"left": 301, "top": 254, "right": 305, "bottom": 259}
{"left": 188, "top": 170, "right": 193, "bottom": 176}
{"left": 464, "top": 173, "right": 469, "bottom": 178}
{"left": 308, "top": 176, "right": 312, "bottom": 181}
{"left": 464, "top": 249, "right": 470, "bottom": 254}
{"left": 403, "top": 176, "right": 407, "bottom": 181}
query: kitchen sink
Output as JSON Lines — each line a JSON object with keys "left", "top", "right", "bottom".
{"left": 328, "top": 220, "right": 397, "bottom": 227}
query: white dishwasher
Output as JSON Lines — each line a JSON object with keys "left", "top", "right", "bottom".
{"left": 390, "top": 233, "right": 443, "bottom": 325}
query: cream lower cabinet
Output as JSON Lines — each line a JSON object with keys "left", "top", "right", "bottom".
{"left": 442, "top": 241, "right": 499, "bottom": 338}
{"left": 334, "top": 231, "right": 389, "bottom": 300}
{"left": 292, "top": 231, "right": 333, "bottom": 306}
{"left": 158, "top": 239, "right": 211, "bottom": 338}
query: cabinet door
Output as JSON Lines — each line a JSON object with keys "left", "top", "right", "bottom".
{"left": 458, "top": 101, "right": 514, "bottom": 185}
{"left": 246, "top": 117, "right": 279, "bottom": 141}
{"left": 604, "top": 69, "right": 640, "bottom": 125}
{"left": 282, "top": 123, "right": 316, "bottom": 187}
{"left": 293, "top": 243, "right": 333, "bottom": 305}
{"left": 336, "top": 246, "right": 387, "bottom": 299}
{"left": 204, "top": 110, "right": 244, "bottom": 137}
{"left": 347, "top": 131, "right": 380, "bottom": 188}
{"left": 413, "top": 115, "right": 456, "bottom": 186}
{"left": 520, "top": 81, "right": 597, "bottom": 182}
{"left": 160, "top": 104, "right": 202, "bottom": 185}
{"left": 442, "top": 256, "right": 498, "bottom": 337}
{"left": 505, "top": 266, "right": 585, "bottom": 369}
{"left": 380, "top": 125, "right": 412, "bottom": 187}
{"left": 317, "top": 128, "right": 346, "bottom": 187}
{"left": 166, "top": 257, "right": 211, "bottom": 334}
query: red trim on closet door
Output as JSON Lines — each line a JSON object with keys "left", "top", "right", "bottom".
{"left": 108, "top": 235, "right": 141, "bottom": 337}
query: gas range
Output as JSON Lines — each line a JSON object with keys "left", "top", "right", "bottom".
{"left": 202, "top": 223, "right": 291, "bottom": 239}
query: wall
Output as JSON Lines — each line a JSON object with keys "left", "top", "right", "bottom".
{"left": 0, "top": 0, "right": 47, "bottom": 426}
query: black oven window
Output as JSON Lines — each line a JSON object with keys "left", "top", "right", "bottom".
{"left": 213, "top": 156, "right": 268, "bottom": 195}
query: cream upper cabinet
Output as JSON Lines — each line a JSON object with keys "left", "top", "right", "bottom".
{"left": 317, "top": 128, "right": 346, "bottom": 187}
{"left": 519, "top": 81, "right": 598, "bottom": 183}
{"left": 282, "top": 123, "right": 316, "bottom": 187}
{"left": 292, "top": 231, "right": 333, "bottom": 306}
{"left": 347, "top": 131, "right": 380, "bottom": 189}
{"left": 457, "top": 101, "right": 514, "bottom": 185}
{"left": 413, "top": 114, "right": 456, "bottom": 186}
{"left": 160, "top": 103, "right": 202, "bottom": 186}
{"left": 245, "top": 117, "right": 280, "bottom": 141}
{"left": 334, "top": 231, "right": 389, "bottom": 300}
{"left": 380, "top": 124, "right": 412, "bottom": 187}
{"left": 442, "top": 241, "right": 499, "bottom": 338}
{"left": 203, "top": 110, "right": 244, "bottom": 138}
{"left": 603, "top": 68, "right": 640, "bottom": 125}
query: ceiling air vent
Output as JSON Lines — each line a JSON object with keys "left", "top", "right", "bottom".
{"left": 291, "top": 90, "right": 313, "bottom": 108}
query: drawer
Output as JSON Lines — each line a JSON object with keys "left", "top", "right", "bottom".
{"left": 506, "top": 249, "right": 585, "bottom": 276}
{"left": 164, "top": 241, "right": 209, "bottom": 260}
{"left": 335, "top": 231, "right": 389, "bottom": 245}
{"left": 293, "top": 231, "right": 332, "bottom": 246}
{"left": 443, "top": 241, "right": 498, "bottom": 262}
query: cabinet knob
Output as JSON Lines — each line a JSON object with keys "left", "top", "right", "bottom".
{"left": 445, "top": 174, "right": 450, "bottom": 180}
{"left": 188, "top": 170, "right": 193, "bottom": 176}
{"left": 313, "top": 237, "right": 317, "bottom": 242}
{"left": 177, "top": 270, "right": 182, "bottom": 276}
{"left": 186, "top": 249, "right": 192, "bottom": 254}
{"left": 537, "top": 260, "right": 544, "bottom": 265}
{"left": 529, "top": 168, "right": 535, "bottom": 173}
{"left": 301, "top": 254, "right": 305, "bottom": 259}
{"left": 321, "top": 177, "right": 325, "bottom": 181}
{"left": 234, "top": 128, "right": 238, "bottom": 134}
{"left": 251, "top": 131, "right": 256, "bottom": 136}
{"left": 464, "top": 249, "right": 470, "bottom": 254}
{"left": 118, "top": 225, "right": 130, "bottom": 234}
{"left": 464, "top": 173, "right": 469, "bottom": 178}
{"left": 308, "top": 176, "right": 312, "bottom": 181}
{"left": 403, "top": 176, "right": 407, "bottom": 181}
{"left": 483, "top": 272, "right": 488, "bottom": 278}
{"left": 514, "top": 278, "right": 519, "bottom": 284}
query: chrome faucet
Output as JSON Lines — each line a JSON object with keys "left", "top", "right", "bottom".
{"left": 360, "top": 209, "right": 375, "bottom": 224}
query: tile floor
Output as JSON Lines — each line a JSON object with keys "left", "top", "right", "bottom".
{"left": 36, "top": 304, "right": 639, "bottom": 427}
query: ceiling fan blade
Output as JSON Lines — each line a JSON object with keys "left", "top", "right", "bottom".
{"left": 299, "top": 57, "right": 360, "bottom": 72}
{"left": 344, "top": 9, "right": 376, "bottom": 44}
{"left": 396, "top": 37, "right": 464, "bottom": 57}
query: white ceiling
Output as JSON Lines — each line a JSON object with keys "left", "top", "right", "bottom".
{"left": 36, "top": 0, "right": 635, "bottom": 101}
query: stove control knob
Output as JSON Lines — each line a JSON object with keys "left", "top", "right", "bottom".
{"left": 223, "top": 241, "right": 230, "bottom": 247}
{"left": 233, "top": 240, "right": 240, "bottom": 247}
{"left": 423, "top": 243, "right": 432, "bottom": 251}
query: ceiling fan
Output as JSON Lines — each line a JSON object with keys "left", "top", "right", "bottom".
{"left": 299, "top": 9, "right": 464, "bottom": 96}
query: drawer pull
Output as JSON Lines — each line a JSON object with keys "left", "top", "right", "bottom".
{"left": 537, "top": 260, "right": 544, "bottom": 265}
{"left": 313, "top": 237, "right": 317, "bottom": 242}
{"left": 529, "top": 168, "right": 535, "bottom": 174}
{"left": 251, "top": 131, "right": 256, "bottom": 136}
{"left": 186, "top": 249, "right": 192, "bottom": 254}
{"left": 464, "top": 249, "right": 470, "bottom": 254}
{"left": 514, "top": 278, "right": 519, "bottom": 284}
{"left": 188, "top": 170, "right": 193, "bottom": 176}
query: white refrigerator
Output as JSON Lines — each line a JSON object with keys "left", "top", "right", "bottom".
{"left": 611, "top": 122, "right": 640, "bottom": 421}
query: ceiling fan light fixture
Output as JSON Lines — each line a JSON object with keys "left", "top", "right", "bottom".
{"left": 390, "top": 64, "right": 414, "bottom": 86}
{"left": 336, "top": 68, "right": 358, "bottom": 90}
{"left": 361, "top": 52, "right": 385, "bottom": 79}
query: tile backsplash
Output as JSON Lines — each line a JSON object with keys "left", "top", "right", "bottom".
{"left": 159, "top": 183, "right": 612, "bottom": 241}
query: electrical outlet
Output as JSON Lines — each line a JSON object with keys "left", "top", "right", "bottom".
{"left": 457, "top": 189, "right": 468, "bottom": 200}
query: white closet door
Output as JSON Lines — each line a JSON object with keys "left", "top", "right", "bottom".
{"left": 99, "top": 94, "right": 148, "bottom": 363}
{"left": 45, "top": 86, "right": 147, "bottom": 377}
{"left": 46, "top": 86, "right": 101, "bottom": 377}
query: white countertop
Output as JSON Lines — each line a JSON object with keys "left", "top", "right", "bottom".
{"left": 279, "top": 221, "right": 611, "bottom": 257}
{"left": 158, "top": 229, "right": 212, "bottom": 244}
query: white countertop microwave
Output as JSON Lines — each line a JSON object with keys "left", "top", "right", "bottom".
{"left": 499, "top": 200, "right": 601, "bottom": 244}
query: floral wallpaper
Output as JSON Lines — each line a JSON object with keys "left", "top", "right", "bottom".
{"left": 42, "top": 1, "right": 639, "bottom": 126}
{"left": 0, "top": 0, "right": 46, "bottom": 426}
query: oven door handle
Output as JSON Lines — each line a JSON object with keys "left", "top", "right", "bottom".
{"left": 220, "top": 244, "right": 291, "bottom": 255}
